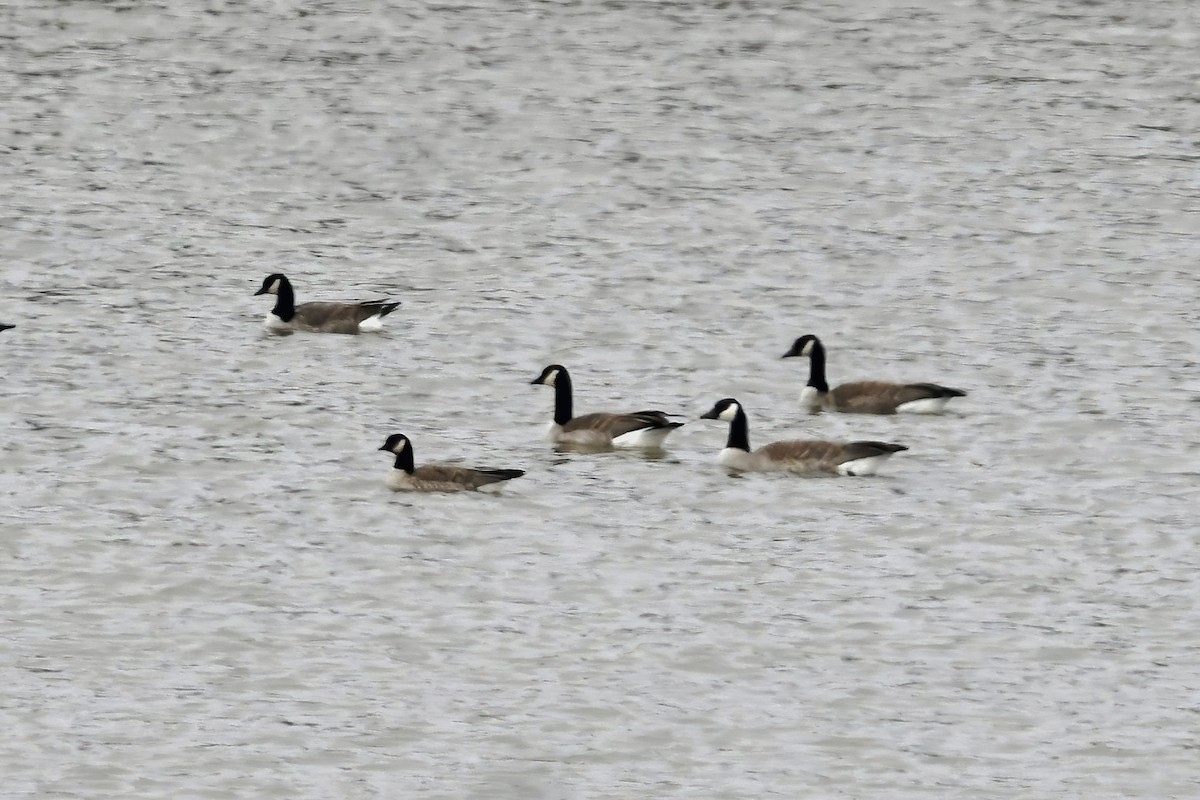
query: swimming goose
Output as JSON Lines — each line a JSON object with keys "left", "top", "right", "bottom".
{"left": 254, "top": 273, "right": 400, "bottom": 334}
{"left": 378, "top": 433, "right": 525, "bottom": 492}
{"left": 700, "top": 398, "right": 908, "bottom": 476}
{"left": 530, "top": 364, "right": 684, "bottom": 449}
{"left": 782, "top": 334, "right": 966, "bottom": 414}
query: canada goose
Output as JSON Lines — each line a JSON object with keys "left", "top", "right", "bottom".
{"left": 0, "top": 324, "right": 13, "bottom": 333}
{"left": 378, "top": 433, "right": 525, "bottom": 492}
{"left": 254, "top": 273, "right": 400, "bottom": 334}
{"left": 700, "top": 398, "right": 908, "bottom": 476}
{"left": 530, "top": 364, "right": 684, "bottom": 449}
{"left": 782, "top": 334, "right": 966, "bottom": 414}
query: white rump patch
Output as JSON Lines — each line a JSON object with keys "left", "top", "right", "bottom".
{"left": 612, "top": 426, "right": 675, "bottom": 449}
{"left": 358, "top": 313, "right": 386, "bottom": 332}
{"left": 836, "top": 454, "right": 894, "bottom": 477}
{"left": 897, "top": 397, "right": 952, "bottom": 414}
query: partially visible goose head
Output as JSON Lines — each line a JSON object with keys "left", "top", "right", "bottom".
{"left": 781, "top": 334, "right": 820, "bottom": 359}
{"left": 0, "top": 323, "right": 14, "bottom": 333}
{"left": 254, "top": 274, "right": 289, "bottom": 296}
{"left": 530, "top": 364, "right": 565, "bottom": 387}
{"left": 379, "top": 433, "right": 411, "bottom": 457}
{"left": 699, "top": 397, "right": 742, "bottom": 423}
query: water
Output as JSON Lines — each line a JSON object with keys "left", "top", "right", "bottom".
{"left": 3, "top": 1, "right": 1199, "bottom": 797}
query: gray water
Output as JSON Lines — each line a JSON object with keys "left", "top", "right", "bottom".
{"left": 3, "top": 1, "right": 1199, "bottom": 797}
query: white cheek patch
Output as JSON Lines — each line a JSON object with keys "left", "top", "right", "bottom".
{"left": 718, "top": 403, "right": 739, "bottom": 421}
{"left": 545, "top": 369, "right": 559, "bottom": 386}
{"left": 801, "top": 341, "right": 813, "bottom": 356}
{"left": 267, "top": 277, "right": 281, "bottom": 294}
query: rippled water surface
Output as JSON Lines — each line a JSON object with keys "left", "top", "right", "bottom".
{"left": 3, "top": 1, "right": 1199, "bottom": 797}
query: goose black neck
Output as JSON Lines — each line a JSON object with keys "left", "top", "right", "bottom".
{"left": 726, "top": 407, "right": 751, "bottom": 452}
{"left": 272, "top": 280, "right": 296, "bottom": 322}
{"left": 553, "top": 370, "right": 574, "bottom": 425}
{"left": 392, "top": 447, "right": 415, "bottom": 474}
{"left": 807, "top": 339, "right": 830, "bottom": 392}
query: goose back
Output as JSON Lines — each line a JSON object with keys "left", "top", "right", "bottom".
{"left": 754, "top": 439, "right": 908, "bottom": 475}
{"left": 290, "top": 300, "right": 401, "bottom": 334}
{"left": 388, "top": 465, "right": 526, "bottom": 493}
{"left": 830, "top": 381, "right": 967, "bottom": 415}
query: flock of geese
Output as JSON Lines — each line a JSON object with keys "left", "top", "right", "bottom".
{"left": 251, "top": 273, "right": 969, "bottom": 493}
{"left": 2, "top": 276, "right": 970, "bottom": 493}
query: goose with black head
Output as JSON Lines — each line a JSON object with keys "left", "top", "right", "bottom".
{"left": 530, "top": 364, "right": 683, "bottom": 449}
{"left": 782, "top": 334, "right": 966, "bottom": 414}
{"left": 378, "top": 434, "right": 524, "bottom": 492}
{"left": 700, "top": 398, "right": 908, "bottom": 476}
{"left": 255, "top": 273, "right": 400, "bottom": 334}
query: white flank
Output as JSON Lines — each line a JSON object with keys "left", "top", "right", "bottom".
{"left": 612, "top": 426, "right": 675, "bottom": 449}
{"left": 836, "top": 454, "right": 894, "bottom": 477}
{"left": 358, "top": 313, "right": 386, "bottom": 332}
{"left": 897, "top": 396, "right": 952, "bottom": 414}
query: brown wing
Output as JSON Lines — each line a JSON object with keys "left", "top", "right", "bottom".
{"left": 564, "top": 411, "right": 682, "bottom": 439}
{"left": 413, "top": 464, "right": 524, "bottom": 490}
{"left": 905, "top": 382, "right": 966, "bottom": 398}
{"left": 757, "top": 439, "right": 907, "bottom": 470}
{"left": 758, "top": 439, "right": 850, "bottom": 468}
{"left": 830, "top": 381, "right": 939, "bottom": 414}
{"left": 293, "top": 301, "right": 400, "bottom": 333}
